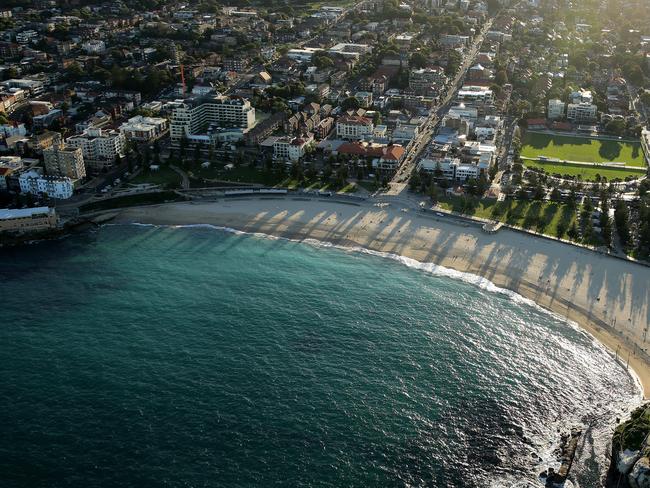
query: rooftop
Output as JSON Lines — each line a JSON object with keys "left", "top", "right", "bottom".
{"left": 0, "top": 207, "right": 52, "bottom": 220}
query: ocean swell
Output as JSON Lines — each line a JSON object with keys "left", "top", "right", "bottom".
{"left": 112, "top": 221, "right": 644, "bottom": 486}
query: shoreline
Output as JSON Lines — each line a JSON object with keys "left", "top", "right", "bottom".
{"left": 109, "top": 197, "right": 650, "bottom": 398}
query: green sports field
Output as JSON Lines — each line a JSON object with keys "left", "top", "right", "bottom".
{"left": 524, "top": 159, "right": 646, "bottom": 181}
{"left": 521, "top": 132, "right": 646, "bottom": 167}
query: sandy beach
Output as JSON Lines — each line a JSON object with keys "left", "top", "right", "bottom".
{"left": 112, "top": 196, "right": 650, "bottom": 397}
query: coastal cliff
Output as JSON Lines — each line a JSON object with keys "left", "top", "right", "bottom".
{"left": 607, "top": 405, "right": 650, "bottom": 488}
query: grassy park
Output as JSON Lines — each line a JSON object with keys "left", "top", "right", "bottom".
{"left": 130, "top": 165, "right": 182, "bottom": 189}
{"left": 521, "top": 132, "right": 646, "bottom": 166}
{"left": 524, "top": 159, "right": 646, "bottom": 181}
{"left": 437, "top": 195, "right": 579, "bottom": 238}
{"left": 521, "top": 132, "right": 647, "bottom": 180}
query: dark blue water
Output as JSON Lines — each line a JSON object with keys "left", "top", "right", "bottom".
{"left": 0, "top": 225, "right": 640, "bottom": 487}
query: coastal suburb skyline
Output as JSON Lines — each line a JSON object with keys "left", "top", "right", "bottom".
{"left": 1, "top": 0, "right": 650, "bottom": 486}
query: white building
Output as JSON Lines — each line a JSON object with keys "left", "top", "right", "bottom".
{"left": 1, "top": 78, "right": 44, "bottom": 96}
{"left": 16, "top": 30, "right": 39, "bottom": 44}
{"left": 448, "top": 103, "right": 478, "bottom": 120}
{"left": 119, "top": 116, "right": 169, "bottom": 142}
{"left": 566, "top": 102, "right": 597, "bottom": 123}
{"left": 327, "top": 43, "right": 372, "bottom": 60}
{"left": 19, "top": 170, "right": 74, "bottom": 199}
{"left": 273, "top": 135, "right": 313, "bottom": 161}
{"left": 418, "top": 157, "right": 482, "bottom": 181}
{"left": 547, "top": 99, "right": 565, "bottom": 120}
{"left": 82, "top": 40, "right": 106, "bottom": 54}
{"left": 457, "top": 86, "right": 494, "bottom": 105}
{"left": 287, "top": 48, "right": 322, "bottom": 63}
{"left": 66, "top": 128, "right": 126, "bottom": 173}
{"left": 170, "top": 95, "right": 256, "bottom": 148}
{"left": 0, "top": 123, "right": 27, "bottom": 138}
{"left": 570, "top": 89, "right": 593, "bottom": 104}
{"left": 336, "top": 115, "right": 374, "bottom": 140}
{"left": 392, "top": 121, "right": 419, "bottom": 143}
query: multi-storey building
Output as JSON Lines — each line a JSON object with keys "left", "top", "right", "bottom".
{"left": 119, "top": 116, "right": 169, "bottom": 142}
{"left": 336, "top": 115, "right": 374, "bottom": 140}
{"left": 566, "top": 102, "right": 597, "bottom": 123}
{"left": 43, "top": 144, "right": 85, "bottom": 180}
{"left": 66, "top": 128, "right": 126, "bottom": 174}
{"left": 16, "top": 30, "right": 39, "bottom": 45}
{"left": 170, "top": 95, "right": 256, "bottom": 148}
{"left": 409, "top": 67, "right": 447, "bottom": 96}
{"left": 19, "top": 170, "right": 74, "bottom": 199}
{"left": 456, "top": 86, "right": 494, "bottom": 105}
{"left": 1, "top": 78, "right": 44, "bottom": 96}
{"left": 547, "top": 99, "right": 565, "bottom": 120}
{"left": 273, "top": 135, "right": 313, "bottom": 161}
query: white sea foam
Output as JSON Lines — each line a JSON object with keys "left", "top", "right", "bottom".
{"left": 111, "top": 221, "right": 644, "bottom": 486}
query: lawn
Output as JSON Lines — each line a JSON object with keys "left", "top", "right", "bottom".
{"left": 130, "top": 165, "right": 182, "bottom": 189}
{"left": 437, "top": 195, "right": 579, "bottom": 238}
{"left": 191, "top": 164, "right": 283, "bottom": 187}
{"left": 189, "top": 163, "right": 362, "bottom": 192}
{"left": 521, "top": 132, "right": 646, "bottom": 167}
{"left": 524, "top": 159, "right": 646, "bottom": 181}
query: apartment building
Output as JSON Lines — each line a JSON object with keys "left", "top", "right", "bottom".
{"left": 1, "top": 78, "right": 44, "bottom": 96}
{"left": 336, "top": 115, "right": 374, "bottom": 140}
{"left": 43, "top": 144, "right": 86, "bottom": 180}
{"left": 170, "top": 95, "right": 256, "bottom": 148}
{"left": 547, "top": 99, "right": 565, "bottom": 120}
{"left": 119, "top": 116, "right": 169, "bottom": 142}
{"left": 66, "top": 128, "right": 126, "bottom": 174}
{"left": 273, "top": 135, "right": 313, "bottom": 161}
{"left": 16, "top": 30, "right": 39, "bottom": 45}
{"left": 456, "top": 86, "right": 494, "bottom": 105}
{"left": 418, "top": 157, "right": 482, "bottom": 180}
{"left": 566, "top": 102, "right": 597, "bottom": 123}
{"left": 409, "top": 67, "right": 447, "bottom": 95}
{"left": 19, "top": 170, "right": 74, "bottom": 199}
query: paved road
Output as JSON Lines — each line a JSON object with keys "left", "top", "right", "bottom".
{"left": 170, "top": 164, "right": 190, "bottom": 189}
{"left": 386, "top": 17, "right": 495, "bottom": 195}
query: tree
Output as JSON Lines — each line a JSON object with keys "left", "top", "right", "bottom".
{"left": 600, "top": 192, "right": 612, "bottom": 247}
{"left": 495, "top": 70, "right": 508, "bottom": 86}
{"left": 605, "top": 119, "right": 626, "bottom": 136}
{"left": 322, "top": 164, "right": 332, "bottom": 183}
{"left": 410, "top": 52, "right": 428, "bottom": 69}
{"left": 550, "top": 187, "right": 561, "bottom": 202}
{"left": 614, "top": 200, "right": 631, "bottom": 250}
{"left": 428, "top": 185, "right": 439, "bottom": 203}
{"left": 341, "top": 97, "right": 361, "bottom": 111}
{"left": 640, "top": 91, "right": 650, "bottom": 107}
{"left": 410, "top": 170, "right": 421, "bottom": 191}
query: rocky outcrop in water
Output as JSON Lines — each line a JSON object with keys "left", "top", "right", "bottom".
{"left": 607, "top": 404, "right": 650, "bottom": 488}
{"left": 540, "top": 428, "right": 582, "bottom": 487}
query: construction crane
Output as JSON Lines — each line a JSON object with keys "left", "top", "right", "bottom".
{"left": 180, "top": 64, "right": 186, "bottom": 97}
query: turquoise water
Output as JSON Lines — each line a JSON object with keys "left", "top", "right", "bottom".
{"left": 0, "top": 225, "right": 640, "bottom": 487}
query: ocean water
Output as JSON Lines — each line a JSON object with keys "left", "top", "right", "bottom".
{"left": 0, "top": 224, "right": 641, "bottom": 488}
